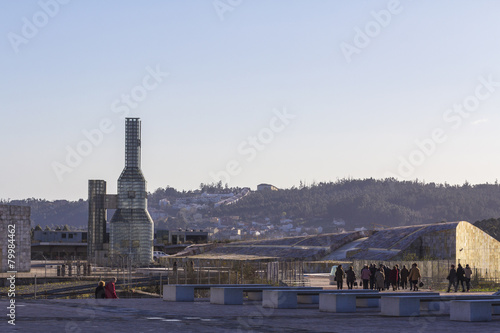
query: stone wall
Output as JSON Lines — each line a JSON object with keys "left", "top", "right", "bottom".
{"left": 456, "top": 221, "right": 500, "bottom": 278}
{"left": 397, "top": 227, "right": 456, "bottom": 260}
{"left": 0, "top": 205, "right": 31, "bottom": 272}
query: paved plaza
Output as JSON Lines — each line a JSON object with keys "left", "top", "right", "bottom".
{"left": 1, "top": 294, "right": 500, "bottom": 333}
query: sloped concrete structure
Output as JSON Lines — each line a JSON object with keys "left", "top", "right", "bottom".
{"left": 347, "top": 221, "right": 500, "bottom": 278}
{"left": 347, "top": 222, "right": 460, "bottom": 261}
{"left": 196, "top": 221, "right": 500, "bottom": 278}
{"left": 200, "top": 230, "right": 372, "bottom": 260}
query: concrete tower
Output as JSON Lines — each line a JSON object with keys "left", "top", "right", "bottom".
{"left": 88, "top": 179, "right": 107, "bottom": 261}
{"left": 109, "top": 118, "right": 154, "bottom": 265}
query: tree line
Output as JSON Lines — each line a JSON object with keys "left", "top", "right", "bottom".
{"left": 4, "top": 178, "right": 500, "bottom": 240}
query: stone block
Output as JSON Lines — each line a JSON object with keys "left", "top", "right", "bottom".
{"left": 356, "top": 297, "right": 379, "bottom": 308}
{"left": 319, "top": 294, "right": 357, "bottom": 313}
{"left": 450, "top": 300, "right": 492, "bottom": 322}
{"left": 210, "top": 287, "right": 243, "bottom": 305}
{"left": 381, "top": 296, "right": 420, "bottom": 316}
{"left": 163, "top": 285, "right": 195, "bottom": 302}
{"left": 297, "top": 294, "right": 319, "bottom": 304}
{"left": 262, "top": 290, "right": 298, "bottom": 309}
{"left": 247, "top": 291, "right": 262, "bottom": 301}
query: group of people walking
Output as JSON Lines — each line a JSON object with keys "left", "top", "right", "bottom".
{"left": 334, "top": 263, "right": 422, "bottom": 291}
{"left": 334, "top": 262, "right": 474, "bottom": 292}
{"left": 95, "top": 277, "right": 119, "bottom": 299}
{"left": 446, "top": 263, "right": 473, "bottom": 292}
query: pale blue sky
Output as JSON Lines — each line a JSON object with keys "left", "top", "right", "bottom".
{"left": 2, "top": 0, "right": 500, "bottom": 200}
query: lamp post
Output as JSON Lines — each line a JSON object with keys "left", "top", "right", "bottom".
{"left": 40, "top": 254, "right": 47, "bottom": 284}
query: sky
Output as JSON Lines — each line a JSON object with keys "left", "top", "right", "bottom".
{"left": 2, "top": 0, "right": 500, "bottom": 201}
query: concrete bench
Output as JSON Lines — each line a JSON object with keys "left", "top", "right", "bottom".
{"left": 450, "top": 299, "right": 500, "bottom": 322}
{"left": 298, "top": 289, "right": 378, "bottom": 304}
{"left": 210, "top": 286, "right": 322, "bottom": 305}
{"left": 381, "top": 295, "right": 500, "bottom": 317}
{"left": 319, "top": 292, "right": 438, "bottom": 313}
{"left": 163, "top": 284, "right": 268, "bottom": 302}
{"left": 420, "top": 295, "right": 500, "bottom": 313}
{"left": 355, "top": 292, "right": 439, "bottom": 308}
{"left": 262, "top": 289, "right": 377, "bottom": 309}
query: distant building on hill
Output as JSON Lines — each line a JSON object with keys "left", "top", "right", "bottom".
{"left": 257, "top": 183, "right": 279, "bottom": 191}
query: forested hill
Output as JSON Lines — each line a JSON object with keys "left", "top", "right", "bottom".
{"left": 3, "top": 198, "right": 88, "bottom": 229}
{"left": 5, "top": 179, "right": 500, "bottom": 234}
{"left": 474, "top": 218, "right": 500, "bottom": 241}
{"left": 214, "top": 178, "right": 500, "bottom": 229}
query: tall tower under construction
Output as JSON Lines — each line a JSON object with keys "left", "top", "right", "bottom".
{"left": 109, "top": 118, "right": 154, "bottom": 265}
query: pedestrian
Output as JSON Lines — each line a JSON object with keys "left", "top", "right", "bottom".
{"left": 464, "top": 264, "right": 473, "bottom": 292}
{"left": 408, "top": 263, "right": 421, "bottom": 291}
{"left": 408, "top": 265, "right": 413, "bottom": 290}
{"left": 390, "top": 265, "right": 399, "bottom": 291}
{"left": 369, "top": 264, "right": 377, "bottom": 290}
{"left": 335, "top": 264, "right": 345, "bottom": 290}
{"left": 397, "top": 264, "right": 401, "bottom": 290}
{"left": 105, "top": 277, "right": 118, "bottom": 299}
{"left": 95, "top": 281, "right": 106, "bottom": 299}
{"left": 446, "top": 264, "right": 457, "bottom": 292}
{"left": 456, "top": 263, "right": 466, "bottom": 292}
{"left": 375, "top": 267, "right": 385, "bottom": 291}
{"left": 384, "top": 265, "right": 391, "bottom": 290}
{"left": 173, "top": 261, "right": 178, "bottom": 277}
{"left": 361, "top": 265, "right": 371, "bottom": 289}
{"left": 346, "top": 266, "right": 356, "bottom": 289}
{"left": 400, "top": 265, "right": 409, "bottom": 289}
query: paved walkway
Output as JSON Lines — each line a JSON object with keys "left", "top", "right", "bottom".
{"left": 1, "top": 295, "right": 499, "bottom": 333}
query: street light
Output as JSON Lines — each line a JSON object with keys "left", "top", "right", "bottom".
{"left": 40, "top": 254, "right": 47, "bottom": 284}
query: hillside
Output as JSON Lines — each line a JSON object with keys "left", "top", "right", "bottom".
{"left": 4, "top": 198, "right": 87, "bottom": 229}
{"left": 5, "top": 178, "right": 500, "bottom": 234}
{"left": 474, "top": 218, "right": 500, "bottom": 242}
{"left": 215, "top": 178, "right": 500, "bottom": 229}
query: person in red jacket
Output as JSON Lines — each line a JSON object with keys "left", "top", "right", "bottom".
{"left": 105, "top": 277, "right": 118, "bottom": 299}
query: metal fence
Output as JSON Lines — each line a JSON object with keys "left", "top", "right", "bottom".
{"left": 352, "top": 259, "right": 500, "bottom": 290}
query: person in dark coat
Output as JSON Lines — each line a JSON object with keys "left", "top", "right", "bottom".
{"left": 369, "top": 264, "right": 377, "bottom": 290}
{"left": 447, "top": 264, "right": 457, "bottom": 292}
{"left": 105, "top": 277, "right": 118, "bottom": 299}
{"left": 383, "top": 265, "right": 391, "bottom": 290}
{"left": 456, "top": 264, "right": 466, "bottom": 292}
{"left": 345, "top": 266, "right": 356, "bottom": 289}
{"left": 400, "top": 265, "right": 409, "bottom": 289}
{"left": 390, "top": 266, "right": 399, "bottom": 291}
{"left": 335, "top": 265, "right": 345, "bottom": 290}
{"left": 95, "top": 281, "right": 106, "bottom": 299}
